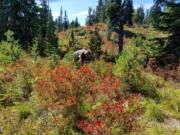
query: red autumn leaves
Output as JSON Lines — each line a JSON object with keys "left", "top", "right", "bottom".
{"left": 36, "top": 65, "right": 142, "bottom": 134}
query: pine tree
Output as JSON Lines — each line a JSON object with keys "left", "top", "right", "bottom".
{"left": 125, "top": 0, "right": 134, "bottom": 26}
{"left": 106, "top": 0, "right": 128, "bottom": 53}
{"left": 89, "top": 28, "right": 102, "bottom": 58}
{"left": 86, "top": 7, "right": 94, "bottom": 26}
{"left": 148, "top": 4, "right": 161, "bottom": 27}
{"left": 144, "top": 9, "right": 150, "bottom": 24}
{"left": 74, "top": 17, "right": 80, "bottom": 28}
{"left": 96, "top": 0, "right": 108, "bottom": 23}
{"left": 39, "top": 0, "right": 58, "bottom": 55}
{"left": 68, "top": 30, "right": 76, "bottom": 49}
{"left": 153, "top": 0, "right": 180, "bottom": 56}
{"left": 39, "top": 0, "right": 49, "bottom": 55}
{"left": 46, "top": 10, "right": 58, "bottom": 55}
{"left": 57, "top": 6, "right": 63, "bottom": 32}
{"left": 63, "top": 10, "right": 69, "bottom": 31}
{"left": 133, "top": 6, "right": 145, "bottom": 25}
{"left": 0, "top": 0, "right": 39, "bottom": 49}
{"left": 96, "top": 0, "right": 104, "bottom": 22}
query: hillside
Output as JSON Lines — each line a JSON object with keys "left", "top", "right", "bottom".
{"left": 0, "top": 24, "right": 179, "bottom": 134}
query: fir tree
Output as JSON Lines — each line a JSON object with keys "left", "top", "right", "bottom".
{"left": 86, "top": 7, "right": 94, "bottom": 26}
{"left": 125, "top": 0, "right": 134, "bottom": 26}
{"left": 57, "top": 6, "right": 63, "bottom": 32}
{"left": 96, "top": 0, "right": 104, "bottom": 22}
{"left": 153, "top": 0, "right": 180, "bottom": 56}
{"left": 133, "top": 6, "right": 145, "bottom": 25}
{"left": 89, "top": 28, "right": 103, "bottom": 59}
{"left": 106, "top": 0, "right": 128, "bottom": 53}
{"left": 63, "top": 10, "right": 69, "bottom": 31}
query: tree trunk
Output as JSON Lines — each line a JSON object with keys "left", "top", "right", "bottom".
{"left": 118, "top": 24, "right": 124, "bottom": 53}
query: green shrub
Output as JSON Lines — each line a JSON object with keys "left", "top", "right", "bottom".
{"left": 0, "top": 69, "right": 34, "bottom": 106}
{"left": 143, "top": 99, "right": 164, "bottom": 122}
{"left": 0, "top": 30, "right": 22, "bottom": 64}
{"left": 89, "top": 28, "right": 103, "bottom": 59}
{"left": 16, "top": 103, "right": 32, "bottom": 120}
{"left": 113, "top": 37, "right": 161, "bottom": 98}
{"left": 63, "top": 50, "right": 75, "bottom": 63}
{"left": 90, "top": 60, "right": 110, "bottom": 77}
{"left": 49, "top": 53, "right": 60, "bottom": 68}
{"left": 31, "top": 38, "right": 40, "bottom": 63}
{"left": 159, "top": 88, "right": 180, "bottom": 118}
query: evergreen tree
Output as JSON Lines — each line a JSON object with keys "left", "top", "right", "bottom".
{"left": 133, "top": 6, "right": 145, "bottom": 25}
{"left": 153, "top": 0, "right": 180, "bottom": 56}
{"left": 39, "top": 0, "right": 58, "bottom": 55}
{"left": 125, "top": 0, "right": 134, "bottom": 26}
{"left": 89, "top": 28, "right": 102, "bottom": 58}
{"left": 68, "top": 30, "right": 76, "bottom": 49}
{"left": 96, "top": 0, "right": 108, "bottom": 23}
{"left": 106, "top": 0, "right": 128, "bottom": 53}
{"left": 0, "top": 0, "right": 39, "bottom": 49}
{"left": 63, "top": 10, "right": 69, "bottom": 30}
{"left": 92, "top": 9, "right": 97, "bottom": 23}
{"left": 144, "top": 9, "right": 150, "bottom": 24}
{"left": 75, "top": 17, "right": 80, "bottom": 27}
{"left": 86, "top": 7, "right": 94, "bottom": 26}
{"left": 39, "top": 0, "right": 49, "bottom": 55}
{"left": 46, "top": 10, "right": 58, "bottom": 55}
{"left": 96, "top": 0, "right": 104, "bottom": 22}
{"left": 148, "top": 5, "right": 161, "bottom": 27}
{"left": 57, "top": 6, "right": 63, "bottom": 32}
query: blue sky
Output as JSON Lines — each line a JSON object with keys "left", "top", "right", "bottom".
{"left": 47, "top": 0, "right": 153, "bottom": 25}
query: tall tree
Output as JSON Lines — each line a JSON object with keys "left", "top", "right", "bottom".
{"left": 0, "top": 0, "right": 39, "bottom": 49}
{"left": 96, "top": 0, "right": 104, "bottom": 22}
{"left": 57, "top": 6, "right": 63, "bottom": 32}
{"left": 153, "top": 0, "right": 180, "bottom": 56}
{"left": 69, "top": 17, "right": 80, "bottom": 28}
{"left": 125, "top": 0, "right": 134, "bottom": 26}
{"left": 133, "top": 6, "right": 145, "bottom": 25}
{"left": 63, "top": 10, "right": 69, "bottom": 30}
{"left": 86, "top": 7, "right": 94, "bottom": 26}
{"left": 96, "top": 0, "right": 108, "bottom": 23}
{"left": 148, "top": 4, "right": 161, "bottom": 27}
{"left": 46, "top": 10, "right": 58, "bottom": 55}
{"left": 74, "top": 17, "right": 80, "bottom": 28}
{"left": 106, "top": 0, "right": 128, "bottom": 53}
{"left": 89, "top": 28, "right": 103, "bottom": 59}
{"left": 39, "top": 0, "right": 49, "bottom": 55}
{"left": 39, "top": 0, "right": 58, "bottom": 55}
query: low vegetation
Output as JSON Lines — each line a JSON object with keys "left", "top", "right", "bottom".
{"left": 0, "top": 0, "right": 179, "bottom": 134}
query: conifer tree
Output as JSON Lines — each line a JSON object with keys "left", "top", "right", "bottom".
{"left": 57, "top": 6, "right": 63, "bottom": 32}
{"left": 153, "top": 0, "right": 180, "bottom": 56}
{"left": 89, "top": 28, "right": 102, "bottom": 58}
{"left": 69, "top": 30, "right": 76, "bottom": 49}
{"left": 63, "top": 10, "right": 69, "bottom": 30}
{"left": 46, "top": 10, "right": 58, "bottom": 55}
{"left": 125, "top": 0, "right": 134, "bottom": 26}
{"left": 39, "top": 0, "right": 58, "bottom": 55}
{"left": 0, "top": 0, "right": 39, "bottom": 49}
{"left": 133, "top": 6, "right": 145, "bottom": 25}
{"left": 86, "top": 7, "right": 94, "bottom": 26}
{"left": 96, "top": 0, "right": 104, "bottom": 22}
{"left": 106, "top": 0, "right": 128, "bottom": 53}
{"left": 74, "top": 17, "right": 80, "bottom": 28}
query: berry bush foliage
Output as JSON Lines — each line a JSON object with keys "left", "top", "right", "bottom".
{"left": 36, "top": 64, "right": 143, "bottom": 134}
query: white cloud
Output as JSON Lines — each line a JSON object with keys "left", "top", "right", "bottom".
{"left": 70, "top": 10, "right": 88, "bottom": 19}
